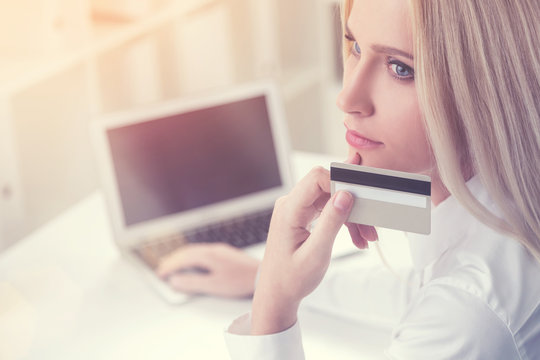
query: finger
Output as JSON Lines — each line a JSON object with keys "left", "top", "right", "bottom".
{"left": 168, "top": 273, "right": 214, "bottom": 295}
{"left": 286, "top": 167, "right": 332, "bottom": 225}
{"left": 302, "top": 191, "right": 353, "bottom": 259}
{"left": 345, "top": 151, "right": 361, "bottom": 165}
{"left": 358, "top": 224, "right": 378, "bottom": 242}
{"left": 156, "top": 245, "right": 213, "bottom": 278}
{"left": 345, "top": 222, "right": 367, "bottom": 249}
{"left": 312, "top": 193, "right": 331, "bottom": 213}
{"left": 290, "top": 167, "right": 331, "bottom": 206}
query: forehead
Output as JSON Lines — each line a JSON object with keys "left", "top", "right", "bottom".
{"left": 348, "top": 0, "right": 413, "bottom": 52}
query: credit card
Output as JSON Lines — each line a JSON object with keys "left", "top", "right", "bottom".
{"left": 330, "top": 162, "right": 431, "bottom": 234}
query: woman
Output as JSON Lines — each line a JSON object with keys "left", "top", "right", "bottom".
{"left": 159, "top": 0, "right": 540, "bottom": 357}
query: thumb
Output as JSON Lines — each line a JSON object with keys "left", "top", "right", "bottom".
{"left": 305, "top": 191, "right": 353, "bottom": 257}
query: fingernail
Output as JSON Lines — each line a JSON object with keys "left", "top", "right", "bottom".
{"left": 370, "top": 227, "right": 379, "bottom": 242}
{"left": 345, "top": 152, "right": 361, "bottom": 165}
{"left": 334, "top": 191, "right": 353, "bottom": 211}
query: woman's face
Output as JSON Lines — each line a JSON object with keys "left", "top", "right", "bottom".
{"left": 338, "top": 0, "right": 434, "bottom": 174}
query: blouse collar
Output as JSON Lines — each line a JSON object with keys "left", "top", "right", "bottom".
{"left": 406, "top": 176, "right": 490, "bottom": 272}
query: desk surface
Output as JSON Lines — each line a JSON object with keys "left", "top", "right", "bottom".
{"left": 0, "top": 152, "right": 410, "bottom": 360}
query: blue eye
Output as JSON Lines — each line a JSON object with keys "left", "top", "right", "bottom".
{"left": 388, "top": 60, "right": 414, "bottom": 80}
{"left": 392, "top": 63, "right": 410, "bottom": 76}
{"left": 353, "top": 41, "right": 361, "bottom": 55}
{"left": 344, "top": 34, "right": 361, "bottom": 57}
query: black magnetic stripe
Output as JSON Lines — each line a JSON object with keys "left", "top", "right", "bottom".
{"left": 331, "top": 167, "right": 431, "bottom": 196}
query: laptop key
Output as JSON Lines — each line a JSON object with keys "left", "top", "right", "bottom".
{"left": 134, "top": 208, "right": 273, "bottom": 269}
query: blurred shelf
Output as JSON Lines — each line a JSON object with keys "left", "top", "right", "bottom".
{"left": 0, "top": 0, "right": 216, "bottom": 94}
{"left": 280, "top": 66, "right": 322, "bottom": 102}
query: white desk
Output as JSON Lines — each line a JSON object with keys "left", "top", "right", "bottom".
{"left": 0, "top": 152, "right": 410, "bottom": 360}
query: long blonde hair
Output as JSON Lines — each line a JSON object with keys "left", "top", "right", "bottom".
{"left": 342, "top": 0, "right": 540, "bottom": 262}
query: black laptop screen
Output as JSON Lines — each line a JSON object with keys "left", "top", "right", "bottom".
{"left": 106, "top": 95, "right": 282, "bottom": 227}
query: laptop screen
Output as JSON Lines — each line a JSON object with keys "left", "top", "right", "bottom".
{"left": 106, "top": 95, "right": 282, "bottom": 227}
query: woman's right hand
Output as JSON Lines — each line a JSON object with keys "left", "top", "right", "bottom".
{"left": 250, "top": 166, "right": 355, "bottom": 335}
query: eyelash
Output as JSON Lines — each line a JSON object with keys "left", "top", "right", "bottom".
{"left": 343, "top": 33, "right": 415, "bottom": 82}
{"left": 344, "top": 34, "right": 358, "bottom": 55}
{"left": 386, "top": 59, "right": 415, "bottom": 82}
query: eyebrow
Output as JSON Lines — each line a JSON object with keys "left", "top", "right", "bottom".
{"left": 345, "top": 24, "right": 414, "bottom": 60}
{"left": 370, "top": 44, "right": 414, "bottom": 60}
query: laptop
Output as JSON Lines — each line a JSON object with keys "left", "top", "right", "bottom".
{"left": 91, "top": 82, "right": 294, "bottom": 303}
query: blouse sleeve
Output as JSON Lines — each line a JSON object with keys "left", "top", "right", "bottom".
{"left": 224, "top": 313, "right": 305, "bottom": 360}
{"left": 223, "top": 262, "right": 420, "bottom": 360}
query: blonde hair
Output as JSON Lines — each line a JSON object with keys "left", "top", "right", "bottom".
{"left": 342, "top": 0, "right": 540, "bottom": 262}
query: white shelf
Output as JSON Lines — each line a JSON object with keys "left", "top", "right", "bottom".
{"left": 0, "top": 98, "right": 25, "bottom": 248}
{"left": 280, "top": 66, "right": 322, "bottom": 102}
{"left": 0, "top": 0, "right": 216, "bottom": 95}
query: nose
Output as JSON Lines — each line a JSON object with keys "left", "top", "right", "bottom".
{"left": 336, "top": 60, "right": 375, "bottom": 117}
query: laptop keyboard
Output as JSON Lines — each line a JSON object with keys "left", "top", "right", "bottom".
{"left": 134, "top": 208, "right": 273, "bottom": 269}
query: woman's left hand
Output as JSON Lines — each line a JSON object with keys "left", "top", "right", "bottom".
{"left": 156, "top": 243, "right": 260, "bottom": 298}
{"left": 250, "top": 166, "right": 354, "bottom": 335}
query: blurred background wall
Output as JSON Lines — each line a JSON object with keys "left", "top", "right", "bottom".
{"left": 0, "top": 0, "right": 346, "bottom": 250}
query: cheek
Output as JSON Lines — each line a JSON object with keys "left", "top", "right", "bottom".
{"left": 387, "top": 104, "right": 425, "bottom": 145}
{"left": 388, "top": 114, "right": 433, "bottom": 171}
{"left": 379, "top": 89, "right": 433, "bottom": 172}
{"left": 342, "top": 55, "right": 356, "bottom": 84}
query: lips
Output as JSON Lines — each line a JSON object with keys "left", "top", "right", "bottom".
{"left": 345, "top": 128, "right": 383, "bottom": 150}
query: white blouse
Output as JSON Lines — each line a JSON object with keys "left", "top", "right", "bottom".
{"left": 224, "top": 177, "right": 540, "bottom": 359}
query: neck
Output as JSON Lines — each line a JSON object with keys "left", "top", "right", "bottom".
{"left": 430, "top": 161, "right": 475, "bottom": 206}
{"left": 431, "top": 178, "right": 451, "bottom": 206}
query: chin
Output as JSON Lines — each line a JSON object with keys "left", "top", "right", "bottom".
{"left": 360, "top": 156, "right": 401, "bottom": 172}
